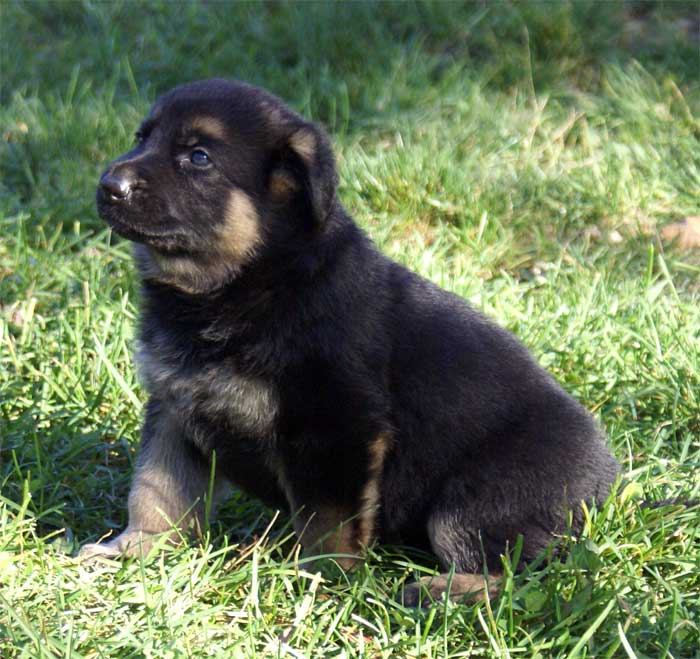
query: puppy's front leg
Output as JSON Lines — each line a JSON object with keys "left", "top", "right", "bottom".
{"left": 289, "top": 501, "right": 360, "bottom": 571}
{"left": 285, "top": 432, "right": 391, "bottom": 570}
{"left": 81, "top": 399, "right": 226, "bottom": 559}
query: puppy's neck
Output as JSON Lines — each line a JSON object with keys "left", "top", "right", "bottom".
{"left": 133, "top": 244, "right": 244, "bottom": 295}
{"left": 134, "top": 205, "right": 358, "bottom": 297}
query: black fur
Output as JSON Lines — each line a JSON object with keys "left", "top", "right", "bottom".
{"left": 89, "top": 79, "right": 619, "bottom": 594}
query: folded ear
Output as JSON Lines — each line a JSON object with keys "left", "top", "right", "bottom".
{"left": 269, "top": 122, "right": 338, "bottom": 226}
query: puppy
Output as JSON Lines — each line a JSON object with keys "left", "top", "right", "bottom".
{"left": 84, "top": 79, "right": 619, "bottom": 605}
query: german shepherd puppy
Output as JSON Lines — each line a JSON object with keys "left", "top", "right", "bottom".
{"left": 85, "top": 79, "right": 619, "bottom": 605}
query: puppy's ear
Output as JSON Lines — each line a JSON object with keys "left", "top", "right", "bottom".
{"left": 270, "top": 122, "right": 338, "bottom": 225}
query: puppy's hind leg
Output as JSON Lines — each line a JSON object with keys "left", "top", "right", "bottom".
{"left": 80, "top": 399, "right": 228, "bottom": 560}
{"left": 402, "top": 496, "right": 502, "bottom": 608}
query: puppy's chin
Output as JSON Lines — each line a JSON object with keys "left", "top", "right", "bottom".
{"left": 98, "top": 206, "right": 190, "bottom": 254}
{"left": 113, "top": 225, "right": 189, "bottom": 255}
{"left": 128, "top": 189, "right": 263, "bottom": 295}
{"left": 133, "top": 244, "right": 242, "bottom": 295}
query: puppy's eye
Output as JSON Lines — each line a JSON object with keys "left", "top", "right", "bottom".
{"left": 190, "top": 149, "right": 211, "bottom": 167}
{"left": 134, "top": 131, "right": 145, "bottom": 145}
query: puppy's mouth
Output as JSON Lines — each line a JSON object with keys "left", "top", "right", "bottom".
{"left": 113, "top": 221, "right": 184, "bottom": 251}
{"left": 97, "top": 196, "right": 191, "bottom": 255}
{"left": 99, "top": 209, "right": 190, "bottom": 254}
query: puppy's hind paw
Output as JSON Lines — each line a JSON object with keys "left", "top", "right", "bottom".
{"left": 400, "top": 573, "right": 501, "bottom": 608}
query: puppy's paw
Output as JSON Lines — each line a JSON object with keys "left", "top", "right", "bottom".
{"left": 78, "top": 529, "right": 158, "bottom": 563}
{"left": 79, "top": 541, "right": 121, "bottom": 562}
{"left": 401, "top": 573, "right": 501, "bottom": 608}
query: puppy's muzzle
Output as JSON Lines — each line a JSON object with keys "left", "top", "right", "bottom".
{"left": 99, "top": 170, "right": 144, "bottom": 202}
{"left": 99, "top": 171, "right": 133, "bottom": 201}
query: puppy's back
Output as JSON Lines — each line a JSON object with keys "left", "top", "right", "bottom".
{"left": 376, "top": 261, "right": 618, "bottom": 553}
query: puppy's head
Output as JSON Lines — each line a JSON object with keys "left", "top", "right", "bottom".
{"left": 96, "top": 79, "right": 337, "bottom": 293}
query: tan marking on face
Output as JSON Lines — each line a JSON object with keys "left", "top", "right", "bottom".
{"left": 289, "top": 128, "right": 316, "bottom": 164}
{"left": 356, "top": 432, "right": 392, "bottom": 548}
{"left": 221, "top": 189, "right": 262, "bottom": 262}
{"left": 133, "top": 190, "right": 261, "bottom": 294}
{"left": 187, "top": 116, "right": 227, "bottom": 141}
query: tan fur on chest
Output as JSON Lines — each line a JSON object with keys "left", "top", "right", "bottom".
{"left": 135, "top": 341, "right": 279, "bottom": 438}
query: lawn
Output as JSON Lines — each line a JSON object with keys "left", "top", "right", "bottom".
{"left": 1, "top": 1, "right": 699, "bottom": 657}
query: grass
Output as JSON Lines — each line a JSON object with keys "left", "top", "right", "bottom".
{"left": 1, "top": 1, "right": 699, "bottom": 657}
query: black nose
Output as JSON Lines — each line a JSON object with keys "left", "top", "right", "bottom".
{"left": 99, "top": 172, "right": 133, "bottom": 200}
